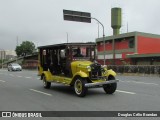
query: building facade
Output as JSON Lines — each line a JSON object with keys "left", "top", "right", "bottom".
{"left": 96, "top": 31, "right": 160, "bottom": 65}
{"left": 0, "top": 50, "right": 17, "bottom": 60}
{"left": 0, "top": 50, "right": 6, "bottom": 60}
{"left": 5, "top": 50, "right": 17, "bottom": 60}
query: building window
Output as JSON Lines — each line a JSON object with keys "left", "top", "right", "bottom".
{"left": 115, "top": 38, "right": 123, "bottom": 42}
{"left": 106, "top": 40, "right": 112, "bottom": 44}
{"left": 99, "top": 42, "right": 103, "bottom": 45}
{"left": 128, "top": 37, "right": 135, "bottom": 48}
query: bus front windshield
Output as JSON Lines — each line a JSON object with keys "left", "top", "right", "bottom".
{"left": 72, "top": 46, "right": 95, "bottom": 60}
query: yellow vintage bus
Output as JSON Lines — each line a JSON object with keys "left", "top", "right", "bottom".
{"left": 38, "top": 43, "right": 118, "bottom": 97}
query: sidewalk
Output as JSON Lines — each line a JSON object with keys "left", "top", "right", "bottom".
{"left": 117, "top": 72, "right": 160, "bottom": 77}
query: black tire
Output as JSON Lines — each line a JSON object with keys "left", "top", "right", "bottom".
{"left": 103, "top": 76, "right": 117, "bottom": 94}
{"left": 74, "top": 77, "right": 88, "bottom": 97}
{"left": 42, "top": 76, "right": 51, "bottom": 89}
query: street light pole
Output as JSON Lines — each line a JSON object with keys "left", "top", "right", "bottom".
{"left": 63, "top": 11, "right": 106, "bottom": 65}
{"left": 2, "top": 55, "right": 3, "bottom": 69}
{"left": 91, "top": 17, "right": 106, "bottom": 65}
{"left": 1, "top": 49, "right": 5, "bottom": 69}
{"left": 1, "top": 50, "right": 2, "bottom": 69}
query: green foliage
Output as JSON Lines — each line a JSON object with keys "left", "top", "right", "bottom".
{"left": 15, "top": 41, "right": 36, "bottom": 56}
{"left": 0, "top": 59, "right": 7, "bottom": 63}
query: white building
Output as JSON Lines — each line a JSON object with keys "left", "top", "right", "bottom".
{"left": 0, "top": 50, "right": 6, "bottom": 59}
{"left": 0, "top": 50, "right": 17, "bottom": 60}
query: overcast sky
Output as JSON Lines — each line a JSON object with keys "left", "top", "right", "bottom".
{"left": 0, "top": 0, "right": 160, "bottom": 50}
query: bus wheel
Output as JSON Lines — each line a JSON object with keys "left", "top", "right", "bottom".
{"left": 42, "top": 76, "right": 51, "bottom": 89}
{"left": 103, "top": 76, "right": 117, "bottom": 94}
{"left": 74, "top": 77, "right": 88, "bottom": 97}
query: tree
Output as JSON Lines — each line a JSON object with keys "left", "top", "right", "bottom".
{"left": 15, "top": 41, "right": 36, "bottom": 56}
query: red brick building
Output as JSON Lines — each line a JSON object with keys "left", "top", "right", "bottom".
{"left": 96, "top": 31, "right": 160, "bottom": 65}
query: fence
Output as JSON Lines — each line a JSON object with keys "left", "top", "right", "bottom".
{"left": 108, "top": 65, "right": 160, "bottom": 76}
{"left": 22, "top": 60, "right": 38, "bottom": 70}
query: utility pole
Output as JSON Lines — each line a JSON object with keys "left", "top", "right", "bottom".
{"left": 16, "top": 36, "right": 19, "bottom": 63}
{"left": 127, "top": 22, "right": 128, "bottom": 33}
{"left": 1, "top": 50, "right": 4, "bottom": 69}
{"left": 17, "top": 36, "right": 19, "bottom": 46}
{"left": 1, "top": 50, "right": 2, "bottom": 69}
{"left": 97, "top": 22, "right": 99, "bottom": 38}
{"left": 66, "top": 32, "right": 69, "bottom": 43}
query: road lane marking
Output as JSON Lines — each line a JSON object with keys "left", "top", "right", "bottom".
{"left": 0, "top": 70, "right": 7, "bottom": 71}
{"left": 25, "top": 77, "right": 31, "bottom": 79}
{"left": 0, "top": 80, "right": 5, "bottom": 82}
{"left": 33, "top": 73, "right": 37, "bottom": 75}
{"left": 17, "top": 76, "right": 22, "bottom": 77}
{"left": 131, "top": 81, "right": 159, "bottom": 85}
{"left": 116, "top": 90, "right": 136, "bottom": 95}
{"left": 29, "top": 89, "right": 52, "bottom": 96}
{"left": 119, "top": 80, "right": 131, "bottom": 83}
{"left": 9, "top": 74, "right": 14, "bottom": 76}
{"left": 119, "top": 80, "right": 159, "bottom": 86}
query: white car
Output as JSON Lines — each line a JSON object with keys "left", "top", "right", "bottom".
{"left": 8, "top": 63, "right": 22, "bottom": 71}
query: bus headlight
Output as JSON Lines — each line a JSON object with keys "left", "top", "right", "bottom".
{"left": 102, "top": 65, "right": 107, "bottom": 68}
{"left": 101, "top": 65, "right": 107, "bottom": 69}
{"left": 86, "top": 66, "right": 91, "bottom": 72}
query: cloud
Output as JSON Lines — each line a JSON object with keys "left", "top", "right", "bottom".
{"left": 0, "top": 0, "right": 160, "bottom": 50}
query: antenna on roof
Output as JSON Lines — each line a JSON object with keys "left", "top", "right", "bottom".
{"left": 66, "top": 32, "right": 69, "bottom": 43}
{"left": 17, "top": 36, "right": 19, "bottom": 46}
{"left": 127, "top": 22, "right": 129, "bottom": 33}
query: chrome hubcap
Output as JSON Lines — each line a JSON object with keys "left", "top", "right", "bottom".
{"left": 74, "top": 79, "right": 82, "bottom": 95}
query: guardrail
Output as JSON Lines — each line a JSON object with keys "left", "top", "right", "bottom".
{"left": 108, "top": 65, "right": 160, "bottom": 76}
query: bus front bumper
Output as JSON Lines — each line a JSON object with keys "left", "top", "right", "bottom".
{"left": 85, "top": 79, "right": 119, "bottom": 88}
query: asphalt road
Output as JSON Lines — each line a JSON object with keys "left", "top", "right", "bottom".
{"left": 0, "top": 69, "right": 160, "bottom": 119}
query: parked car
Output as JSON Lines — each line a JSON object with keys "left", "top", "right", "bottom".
{"left": 8, "top": 63, "right": 22, "bottom": 71}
